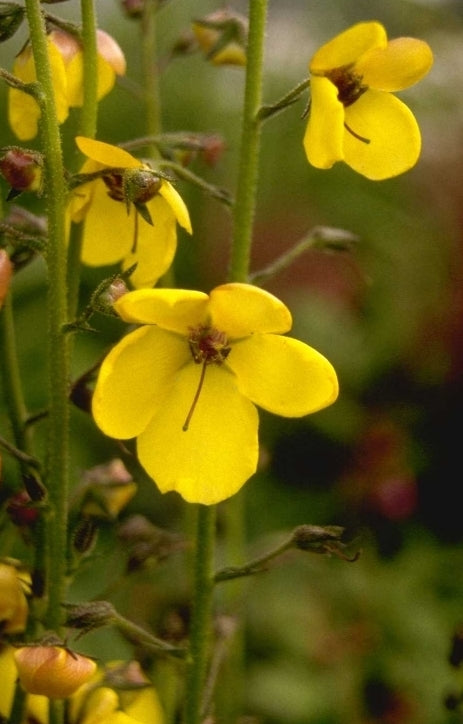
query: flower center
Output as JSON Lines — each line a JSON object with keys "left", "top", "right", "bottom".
{"left": 188, "top": 325, "right": 231, "bottom": 365}
{"left": 324, "top": 65, "right": 371, "bottom": 145}
{"left": 183, "top": 326, "right": 231, "bottom": 431}
{"left": 325, "top": 65, "right": 367, "bottom": 107}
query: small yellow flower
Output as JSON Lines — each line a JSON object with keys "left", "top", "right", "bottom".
{"left": 304, "top": 21, "right": 433, "bottom": 179}
{"left": 69, "top": 661, "right": 164, "bottom": 724}
{"left": 14, "top": 645, "right": 97, "bottom": 698}
{"left": 8, "top": 29, "right": 126, "bottom": 141}
{"left": 0, "top": 560, "right": 30, "bottom": 634}
{"left": 69, "top": 137, "right": 192, "bottom": 289}
{"left": 92, "top": 283, "right": 338, "bottom": 505}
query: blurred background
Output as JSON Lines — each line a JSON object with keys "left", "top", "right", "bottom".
{"left": 1, "top": 0, "right": 463, "bottom": 722}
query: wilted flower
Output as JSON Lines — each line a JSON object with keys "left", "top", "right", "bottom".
{"left": 69, "top": 136, "right": 192, "bottom": 289}
{"left": 0, "top": 647, "right": 48, "bottom": 723}
{"left": 303, "top": 21, "right": 433, "bottom": 179}
{"left": 14, "top": 645, "right": 97, "bottom": 698}
{"left": 0, "top": 147, "right": 43, "bottom": 199}
{"left": 0, "top": 250, "right": 13, "bottom": 309}
{"left": 8, "top": 28, "right": 126, "bottom": 140}
{"left": 92, "top": 283, "right": 338, "bottom": 504}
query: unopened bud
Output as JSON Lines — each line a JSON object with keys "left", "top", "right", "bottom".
{"left": 72, "top": 517, "right": 98, "bottom": 554}
{"left": 76, "top": 459, "right": 137, "bottom": 520}
{"left": 0, "top": 147, "right": 43, "bottom": 198}
{"left": 0, "top": 3, "right": 25, "bottom": 42}
{"left": 123, "top": 168, "right": 163, "bottom": 206}
{"left": 192, "top": 9, "right": 248, "bottom": 66}
{"left": 14, "top": 645, "right": 97, "bottom": 698}
{"left": 64, "top": 600, "right": 116, "bottom": 634}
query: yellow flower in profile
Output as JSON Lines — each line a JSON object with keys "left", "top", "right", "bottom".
{"left": 92, "top": 283, "right": 338, "bottom": 505}
{"left": 304, "top": 21, "right": 433, "bottom": 179}
{"left": 8, "top": 29, "right": 126, "bottom": 141}
{"left": 69, "top": 137, "right": 192, "bottom": 289}
{"left": 0, "top": 647, "right": 48, "bottom": 723}
{"left": 69, "top": 660, "right": 164, "bottom": 724}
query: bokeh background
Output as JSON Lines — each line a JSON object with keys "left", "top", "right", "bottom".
{"left": 2, "top": 1, "right": 463, "bottom": 722}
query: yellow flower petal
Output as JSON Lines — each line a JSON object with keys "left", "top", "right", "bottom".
{"left": 310, "top": 21, "right": 387, "bottom": 73}
{"left": 80, "top": 180, "right": 135, "bottom": 265}
{"left": 209, "top": 283, "right": 292, "bottom": 337}
{"left": 303, "top": 76, "right": 345, "bottom": 169}
{"left": 226, "top": 334, "right": 339, "bottom": 416}
{"left": 66, "top": 54, "right": 116, "bottom": 107}
{"left": 356, "top": 37, "right": 433, "bottom": 91}
{"left": 343, "top": 89, "right": 421, "bottom": 179}
{"left": 75, "top": 137, "right": 141, "bottom": 169}
{"left": 122, "top": 195, "right": 180, "bottom": 288}
{"left": 159, "top": 181, "right": 192, "bottom": 234}
{"left": 123, "top": 686, "right": 165, "bottom": 724}
{"left": 8, "top": 40, "right": 68, "bottom": 141}
{"left": 137, "top": 363, "right": 258, "bottom": 504}
{"left": 114, "top": 288, "right": 209, "bottom": 330}
{"left": 92, "top": 326, "right": 189, "bottom": 439}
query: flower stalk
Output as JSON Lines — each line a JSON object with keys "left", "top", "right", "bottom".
{"left": 24, "top": 0, "right": 69, "bottom": 636}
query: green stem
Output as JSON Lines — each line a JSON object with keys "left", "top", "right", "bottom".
{"left": 141, "top": 0, "right": 162, "bottom": 150}
{"left": 228, "top": 0, "right": 268, "bottom": 283}
{"left": 184, "top": 504, "right": 216, "bottom": 724}
{"left": 79, "top": 0, "right": 99, "bottom": 140}
{"left": 24, "top": 0, "right": 70, "bottom": 635}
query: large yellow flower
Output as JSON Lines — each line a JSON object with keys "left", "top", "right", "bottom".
{"left": 92, "top": 283, "right": 339, "bottom": 505}
{"left": 8, "top": 29, "right": 126, "bottom": 141}
{"left": 303, "top": 21, "right": 433, "bottom": 179}
{"left": 69, "top": 137, "right": 192, "bottom": 289}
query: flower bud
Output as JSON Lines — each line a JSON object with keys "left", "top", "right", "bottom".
{"left": 77, "top": 459, "right": 137, "bottom": 520}
{"left": 0, "top": 3, "right": 25, "bottom": 41}
{"left": 0, "top": 147, "right": 43, "bottom": 198}
{"left": 123, "top": 168, "right": 163, "bottom": 206}
{"left": 192, "top": 9, "right": 248, "bottom": 66}
{"left": 0, "top": 560, "right": 30, "bottom": 634}
{"left": 14, "top": 645, "right": 97, "bottom": 698}
{"left": 0, "top": 250, "right": 13, "bottom": 309}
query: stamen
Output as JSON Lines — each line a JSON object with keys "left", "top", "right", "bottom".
{"left": 183, "top": 361, "right": 207, "bottom": 431}
{"left": 131, "top": 208, "right": 138, "bottom": 254}
{"left": 344, "top": 122, "right": 370, "bottom": 144}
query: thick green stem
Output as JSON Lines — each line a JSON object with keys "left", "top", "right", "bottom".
{"left": 79, "top": 0, "right": 99, "bottom": 140}
{"left": 184, "top": 504, "right": 216, "bottom": 724}
{"left": 228, "top": 0, "right": 268, "bottom": 283}
{"left": 24, "top": 0, "right": 69, "bottom": 635}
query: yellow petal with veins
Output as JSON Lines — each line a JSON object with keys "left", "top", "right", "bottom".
{"left": 92, "top": 326, "right": 189, "bottom": 440}
{"left": 343, "top": 89, "right": 421, "bottom": 179}
{"left": 114, "top": 288, "right": 209, "bottom": 330}
{"left": 209, "top": 283, "right": 292, "bottom": 337}
{"left": 310, "top": 21, "right": 387, "bottom": 73}
{"left": 137, "top": 363, "right": 258, "bottom": 504}
{"left": 356, "top": 37, "right": 433, "bottom": 91}
{"left": 227, "top": 334, "right": 339, "bottom": 416}
{"left": 75, "top": 136, "right": 141, "bottom": 169}
{"left": 303, "top": 76, "right": 345, "bottom": 169}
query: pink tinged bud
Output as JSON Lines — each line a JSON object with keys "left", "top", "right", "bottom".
{"left": 0, "top": 250, "right": 13, "bottom": 309}
{"left": 14, "top": 646, "right": 97, "bottom": 698}
{"left": 96, "top": 29, "right": 127, "bottom": 76}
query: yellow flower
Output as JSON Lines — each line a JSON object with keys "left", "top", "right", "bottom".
{"left": 0, "top": 560, "right": 30, "bottom": 634}
{"left": 69, "top": 137, "right": 192, "bottom": 289}
{"left": 14, "top": 645, "right": 97, "bottom": 698}
{"left": 0, "top": 647, "right": 48, "bottom": 723}
{"left": 303, "top": 21, "right": 433, "bottom": 179}
{"left": 8, "top": 29, "right": 126, "bottom": 141}
{"left": 69, "top": 661, "right": 164, "bottom": 724}
{"left": 92, "top": 283, "right": 338, "bottom": 505}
